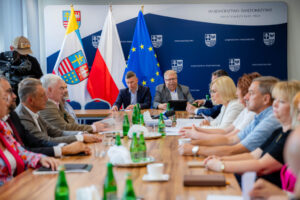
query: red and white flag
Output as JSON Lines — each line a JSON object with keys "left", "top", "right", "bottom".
{"left": 87, "top": 9, "right": 126, "bottom": 106}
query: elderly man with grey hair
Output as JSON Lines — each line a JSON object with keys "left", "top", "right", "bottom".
{"left": 153, "top": 70, "right": 194, "bottom": 109}
{"left": 39, "top": 74, "right": 106, "bottom": 133}
{"left": 15, "top": 78, "right": 102, "bottom": 144}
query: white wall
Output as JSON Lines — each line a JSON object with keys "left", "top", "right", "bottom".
{"left": 37, "top": 0, "right": 300, "bottom": 80}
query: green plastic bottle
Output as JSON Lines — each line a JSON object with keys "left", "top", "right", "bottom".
{"left": 138, "top": 132, "right": 147, "bottom": 161}
{"left": 122, "top": 173, "right": 136, "bottom": 200}
{"left": 130, "top": 132, "right": 140, "bottom": 162}
{"left": 139, "top": 114, "right": 145, "bottom": 126}
{"left": 123, "top": 114, "right": 130, "bottom": 137}
{"left": 55, "top": 165, "right": 69, "bottom": 200}
{"left": 103, "top": 163, "right": 118, "bottom": 200}
{"left": 158, "top": 113, "right": 166, "bottom": 136}
{"left": 136, "top": 103, "right": 141, "bottom": 124}
{"left": 206, "top": 94, "right": 210, "bottom": 101}
{"left": 166, "top": 103, "right": 170, "bottom": 111}
{"left": 132, "top": 105, "right": 137, "bottom": 124}
{"left": 115, "top": 132, "right": 122, "bottom": 146}
{"left": 192, "top": 102, "right": 198, "bottom": 107}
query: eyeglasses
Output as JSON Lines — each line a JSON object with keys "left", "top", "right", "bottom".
{"left": 210, "top": 89, "right": 217, "bottom": 94}
{"left": 165, "top": 78, "right": 177, "bottom": 82}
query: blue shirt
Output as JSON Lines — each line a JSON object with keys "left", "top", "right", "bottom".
{"left": 130, "top": 88, "right": 138, "bottom": 105}
{"left": 237, "top": 106, "right": 281, "bottom": 151}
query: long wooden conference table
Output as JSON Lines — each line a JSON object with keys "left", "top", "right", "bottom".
{"left": 0, "top": 110, "right": 241, "bottom": 200}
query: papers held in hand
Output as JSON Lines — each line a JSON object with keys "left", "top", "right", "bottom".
{"left": 33, "top": 164, "right": 93, "bottom": 175}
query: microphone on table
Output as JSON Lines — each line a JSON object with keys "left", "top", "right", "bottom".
{"left": 152, "top": 110, "right": 175, "bottom": 119}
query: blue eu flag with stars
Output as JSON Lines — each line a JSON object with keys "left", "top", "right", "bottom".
{"left": 123, "top": 11, "right": 164, "bottom": 101}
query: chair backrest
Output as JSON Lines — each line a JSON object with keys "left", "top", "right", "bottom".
{"left": 84, "top": 98, "right": 111, "bottom": 110}
{"left": 68, "top": 101, "right": 82, "bottom": 110}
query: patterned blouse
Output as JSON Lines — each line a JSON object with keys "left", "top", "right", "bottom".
{"left": 0, "top": 120, "right": 44, "bottom": 186}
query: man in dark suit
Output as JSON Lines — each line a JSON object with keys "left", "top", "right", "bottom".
{"left": 153, "top": 70, "right": 194, "bottom": 109}
{"left": 111, "top": 71, "right": 151, "bottom": 111}
{"left": 0, "top": 76, "right": 90, "bottom": 157}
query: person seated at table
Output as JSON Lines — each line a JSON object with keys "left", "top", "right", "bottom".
{"left": 186, "top": 69, "right": 229, "bottom": 118}
{"left": 191, "top": 76, "right": 244, "bottom": 129}
{"left": 39, "top": 74, "right": 107, "bottom": 133}
{"left": 178, "top": 76, "right": 281, "bottom": 157}
{"left": 249, "top": 125, "right": 300, "bottom": 199}
{"left": 153, "top": 70, "right": 194, "bottom": 109}
{"left": 182, "top": 72, "right": 260, "bottom": 137}
{"left": 111, "top": 71, "right": 151, "bottom": 111}
{"left": 0, "top": 86, "right": 58, "bottom": 186}
{"left": 204, "top": 81, "right": 300, "bottom": 188}
{"left": 0, "top": 76, "right": 90, "bottom": 157}
{"left": 15, "top": 78, "right": 102, "bottom": 144}
{"left": 61, "top": 80, "right": 78, "bottom": 122}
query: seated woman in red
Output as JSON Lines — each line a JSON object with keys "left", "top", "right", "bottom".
{"left": 0, "top": 87, "right": 58, "bottom": 186}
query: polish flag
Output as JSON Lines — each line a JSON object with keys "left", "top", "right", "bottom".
{"left": 87, "top": 9, "right": 126, "bottom": 106}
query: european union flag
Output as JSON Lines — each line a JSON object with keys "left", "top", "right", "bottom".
{"left": 123, "top": 11, "right": 164, "bottom": 101}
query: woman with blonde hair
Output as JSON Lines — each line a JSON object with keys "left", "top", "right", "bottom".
{"left": 200, "top": 76, "right": 244, "bottom": 128}
{"left": 292, "top": 91, "right": 300, "bottom": 126}
{"left": 205, "top": 80, "right": 300, "bottom": 188}
{"left": 249, "top": 92, "right": 300, "bottom": 199}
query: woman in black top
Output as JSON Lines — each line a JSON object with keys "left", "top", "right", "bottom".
{"left": 204, "top": 81, "right": 300, "bottom": 188}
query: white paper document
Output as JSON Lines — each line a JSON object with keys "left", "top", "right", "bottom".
{"left": 206, "top": 195, "right": 242, "bottom": 200}
{"left": 176, "top": 118, "right": 203, "bottom": 128}
{"left": 242, "top": 171, "right": 257, "bottom": 200}
{"left": 165, "top": 127, "right": 180, "bottom": 136}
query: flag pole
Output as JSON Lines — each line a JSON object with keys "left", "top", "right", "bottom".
{"left": 141, "top": 5, "right": 144, "bottom": 13}
{"left": 110, "top": 4, "right": 112, "bottom": 12}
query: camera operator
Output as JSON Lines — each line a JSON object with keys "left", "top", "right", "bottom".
{"left": 0, "top": 36, "right": 43, "bottom": 103}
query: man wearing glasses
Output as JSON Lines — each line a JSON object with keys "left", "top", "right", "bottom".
{"left": 153, "top": 70, "right": 194, "bottom": 109}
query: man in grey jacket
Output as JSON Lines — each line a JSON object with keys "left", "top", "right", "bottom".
{"left": 15, "top": 78, "right": 101, "bottom": 144}
{"left": 153, "top": 70, "right": 194, "bottom": 109}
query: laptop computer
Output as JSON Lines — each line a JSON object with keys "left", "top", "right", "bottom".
{"left": 168, "top": 100, "right": 187, "bottom": 111}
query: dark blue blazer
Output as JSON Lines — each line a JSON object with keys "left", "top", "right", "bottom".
{"left": 113, "top": 85, "right": 152, "bottom": 109}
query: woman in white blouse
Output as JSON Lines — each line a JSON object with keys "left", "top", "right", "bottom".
{"left": 181, "top": 73, "right": 261, "bottom": 139}
{"left": 203, "top": 76, "right": 243, "bottom": 128}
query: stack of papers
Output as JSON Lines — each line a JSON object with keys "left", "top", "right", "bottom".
{"left": 176, "top": 118, "right": 203, "bottom": 128}
{"left": 165, "top": 127, "right": 180, "bottom": 136}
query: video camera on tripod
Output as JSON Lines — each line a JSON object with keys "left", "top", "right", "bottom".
{"left": 0, "top": 51, "right": 33, "bottom": 93}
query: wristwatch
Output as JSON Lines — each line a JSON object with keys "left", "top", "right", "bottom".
{"left": 192, "top": 146, "right": 199, "bottom": 156}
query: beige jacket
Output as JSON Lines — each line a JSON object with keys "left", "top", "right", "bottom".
{"left": 39, "top": 100, "right": 93, "bottom": 133}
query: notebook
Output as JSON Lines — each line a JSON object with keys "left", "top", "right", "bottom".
{"left": 183, "top": 174, "right": 226, "bottom": 186}
{"left": 33, "top": 163, "right": 93, "bottom": 174}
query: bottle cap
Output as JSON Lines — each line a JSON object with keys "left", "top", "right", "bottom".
{"left": 58, "top": 165, "right": 66, "bottom": 171}
{"left": 107, "top": 162, "right": 113, "bottom": 167}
